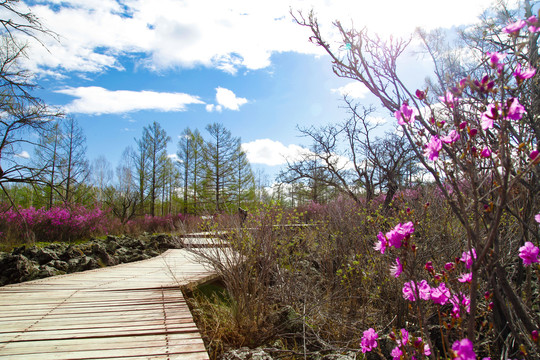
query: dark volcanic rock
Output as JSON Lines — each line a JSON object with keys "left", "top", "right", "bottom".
{"left": 0, "top": 233, "right": 183, "bottom": 286}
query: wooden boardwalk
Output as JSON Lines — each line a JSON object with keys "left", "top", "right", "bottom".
{"left": 0, "top": 248, "right": 218, "bottom": 360}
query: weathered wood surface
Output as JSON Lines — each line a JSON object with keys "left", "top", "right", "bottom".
{"left": 0, "top": 248, "right": 218, "bottom": 360}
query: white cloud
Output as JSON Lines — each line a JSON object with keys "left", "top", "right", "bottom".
{"left": 215, "top": 87, "right": 247, "bottom": 111}
{"left": 15, "top": 151, "right": 30, "bottom": 159}
{"left": 242, "top": 139, "right": 307, "bottom": 166}
{"left": 331, "top": 82, "right": 369, "bottom": 99}
{"left": 206, "top": 104, "right": 223, "bottom": 113}
{"left": 20, "top": 0, "right": 496, "bottom": 76}
{"left": 56, "top": 86, "right": 204, "bottom": 114}
{"left": 366, "top": 116, "right": 388, "bottom": 126}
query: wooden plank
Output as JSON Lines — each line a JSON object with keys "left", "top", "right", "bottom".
{"left": 0, "top": 248, "right": 219, "bottom": 360}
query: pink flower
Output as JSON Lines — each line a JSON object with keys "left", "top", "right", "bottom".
{"left": 395, "top": 103, "right": 417, "bottom": 125}
{"left": 514, "top": 63, "right": 537, "bottom": 82}
{"left": 390, "top": 257, "right": 403, "bottom": 278}
{"left": 519, "top": 241, "right": 540, "bottom": 266}
{"left": 425, "top": 261, "right": 434, "bottom": 272}
{"left": 391, "top": 346, "right": 403, "bottom": 360}
{"left": 450, "top": 293, "right": 471, "bottom": 318}
{"left": 530, "top": 150, "right": 539, "bottom": 161}
{"left": 431, "top": 282, "right": 450, "bottom": 305}
{"left": 527, "top": 16, "right": 540, "bottom": 33}
{"left": 441, "top": 130, "right": 460, "bottom": 144}
{"left": 439, "top": 91, "right": 458, "bottom": 107}
{"left": 458, "top": 272, "right": 472, "bottom": 283}
{"left": 487, "top": 51, "right": 506, "bottom": 68}
{"left": 424, "top": 135, "right": 442, "bottom": 161}
{"left": 481, "top": 104, "right": 497, "bottom": 130}
{"left": 403, "top": 281, "right": 417, "bottom": 302}
{"left": 361, "top": 328, "right": 378, "bottom": 353}
{"left": 418, "top": 279, "right": 431, "bottom": 300}
{"left": 452, "top": 338, "right": 476, "bottom": 360}
{"left": 506, "top": 98, "right": 526, "bottom": 120}
{"left": 444, "top": 262, "right": 455, "bottom": 270}
{"left": 400, "top": 328, "right": 410, "bottom": 345}
{"left": 415, "top": 89, "right": 426, "bottom": 100}
{"left": 535, "top": 213, "right": 540, "bottom": 223}
{"left": 502, "top": 19, "right": 526, "bottom": 34}
{"left": 460, "top": 249, "right": 477, "bottom": 269}
{"left": 480, "top": 147, "right": 492, "bottom": 158}
{"left": 374, "top": 232, "right": 388, "bottom": 254}
{"left": 459, "top": 121, "right": 467, "bottom": 129}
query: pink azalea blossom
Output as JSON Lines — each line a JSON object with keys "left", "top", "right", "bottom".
{"left": 374, "top": 232, "right": 388, "bottom": 254}
{"left": 452, "top": 338, "right": 476, "bottom": 360}
{"left": 418, "top": 279, "right": 431, "bottom": 300}
{"left": 439, "top": 91, "right": 458, "bottom": 107}
{"left": 530, "top": 150, "right": 539, "bottom": 161}
{"left": 460, "top": 249, "right": 477, "bottom": 269}
{"left": 481, "top": 104, "right": 497, "bottom": 130}
{"left": 519, "top": 241, "right": 540, "bottom": 266}
{"left": 514, "top": 63, "right": 537, "bottom": 82}
{"left": 535, "top": 213, "right": 540, "bottom": 223}
{"left": 506, "top": 98, "right": 526, "bottom": 120}
{"left": 441, "top": 130, "right": 460, "bottom": 144}
{"left": 403, "top": 281, "right": 417, "bottom": 302}
{"left": 480, "top": 147, "right": 492, "bottom": 158}
{"left": 361, "top": 328, "right": 378, "bottom": 353}
{"left": 390, "top": 257, "right": 403, "bottom": 278}
{"left": 391, "top": 346, "right": 403, "bottom": 360}
{"left": 450, "top": 293, "right": 471, "bottom": 318}
{"left": 395, "top": 103, "right": 417, "bottom": 125}
{"left": 431, "top": 282, "right": 451, "bottom": 305}
{"left": 458, "top": 272, "right": 472, "bottom": 283}
{"left": 424, "top": 135, "right": 442, "bottom": 161}
{"left": 400, "top": 328, "right": 410, "bottom": 345}
{"left": 385, "top": 222, "right": 414, "bottom": 249}
{"left": 502, "top": 19, "right": 527, "bottom": 34}
{"left": 486, "top": 51, "right": 506, "bottom": 68}
{"left": 527, "top": 15, "right": 540, "bottom": 33}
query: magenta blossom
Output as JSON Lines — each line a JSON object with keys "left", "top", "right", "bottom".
{"left": 519, "top": 241, "right": 540, "bottom": 266}
{"left": 502, "top": 19, "right": 527, "bottom": 34}
{"left": 481, "top": 103, "right": 497, "bottom": 130}
{"left": 450, "top": 292, "right": 471, "bottom": 318}
{"left": 374, "top": 232, "right": 388, "bottom": 254}
{"left": 385, "top": 222, "right": 415, "bottom": 249}
{"left": 390, "top": 346, "right": 402, "bottom": 360}
{"left": 486, "top": 51, "right": 506, "bottom": 68}
{"left": 452, "top": 338, "right": 476, "bottom": 360}
{"left": 361, "top": 328, "right": 378, "bottom": 353}
{"left": 441, "top": 130, "right": 460, "bottom": 144}
{"left": 530, "top": 150, "right": 539, "bottom": 161}
{"left": 403, "top": 281, "right": 417, "bottom": 302}
{"left": 418, "top": 279, "right": 431, "bottom": 300}
{"left": 535, "top": 213, "right": 540, "bottom": 223}
{"left": 528, "top": 15, "right": 540, "bottom": 33}
{"left": 458, "top": 272, "right": 472, "bottom": 283}
{"left": 390, "top": 257, "right": 403, "bottom": 278}
{"left": 395, "top": 103, "right": 417, "bottom": 125}
{"left": 506, "top": 98, "right": 526, "bottom": 120}
{"left": 439, "top": 91, "right": 458, "bottom": 107}
{"left": 460, "top": 249, "right": 477, "bottom": 269}
{"left": 480, "top": 147, "right": 492, "bottom": 158}
{"left": 424, "top": 135, "right": 442, "bottom": 161}
{"left": 431, "top": 282, "right": 451, "bottom": 305}
{"left": 514, "top": 63, "right": 537, "bottom": 82}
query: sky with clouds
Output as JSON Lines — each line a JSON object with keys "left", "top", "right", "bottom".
{"left": 14, "top": 0, "right": 507, "bottom": 182}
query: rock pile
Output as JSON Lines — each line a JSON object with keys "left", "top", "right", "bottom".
{"left": 0, "top": 234, "right": 182, "bottom": 286}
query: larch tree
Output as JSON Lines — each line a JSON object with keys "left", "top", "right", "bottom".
{"left": 141, "top": 121, "right": 170, "bottom": 216}
{"left": 203, "top": 123, "right": 240, "bottom": 212}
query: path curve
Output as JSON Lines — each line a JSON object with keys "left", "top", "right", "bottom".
{"left": 0, "top": 248, "right": 217, "bottom": 360}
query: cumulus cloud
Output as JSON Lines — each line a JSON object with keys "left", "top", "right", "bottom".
{"left": 56, "top": 86, "right": 204, "bottom": 114}
{"left": 331, "top": 82, "right": 369, "bottom": 99}
{"left": 20, "top": 0, "right": 495, "bottom": 76}
{"left": 242, "top": 139, "right": 307, "bottom": 166}
{"left": 216, "top": 87, "right": 247, "bottom": 110}
{"left": 15, "top": 151, "right": 30, "bottom": 159}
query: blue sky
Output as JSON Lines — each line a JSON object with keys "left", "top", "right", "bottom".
{"left": 15, "top": 0, "right": 500, "bottom": 182}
